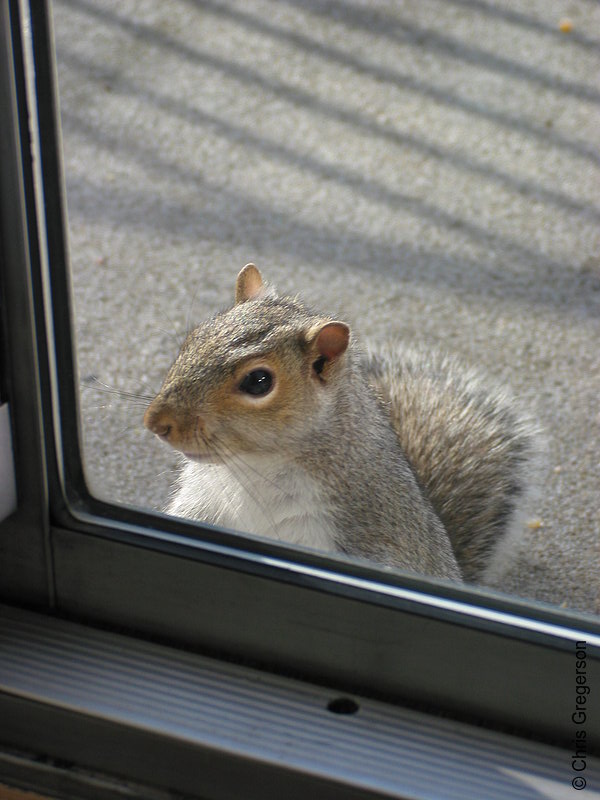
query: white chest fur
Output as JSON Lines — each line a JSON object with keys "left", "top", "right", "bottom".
{"left": 168, "top": 454, "right": 338, "bottom": 553}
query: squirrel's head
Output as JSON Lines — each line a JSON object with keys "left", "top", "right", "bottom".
{"left": 143, "top": 264, "right": 351, "bottom": 462}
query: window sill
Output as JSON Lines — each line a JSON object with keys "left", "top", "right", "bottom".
{"left": 1, "top": 604, "right": 598, "bottom": 800}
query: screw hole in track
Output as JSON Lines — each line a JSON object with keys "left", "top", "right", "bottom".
{"left": 327, "top": 697, "right": 360, "bottom": 715}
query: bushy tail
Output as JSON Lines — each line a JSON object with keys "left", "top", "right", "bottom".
{"left": 366, "top": 346, "right": 541, "bottom": 582}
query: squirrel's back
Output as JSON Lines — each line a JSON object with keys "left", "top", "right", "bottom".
{"left": 366, "top": 346, "right": 540, "bottom": 582}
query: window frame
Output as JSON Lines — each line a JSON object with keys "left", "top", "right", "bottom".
{"left": 0, "top": 0, "right": 599, "bottom": 776}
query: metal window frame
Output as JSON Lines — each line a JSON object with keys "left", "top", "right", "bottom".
{"left": 0, "top": 1, "right": 599, "bottom": 796}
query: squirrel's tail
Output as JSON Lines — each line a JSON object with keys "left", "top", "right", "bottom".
{"left": 366, "top": 346, "right": 542, "bottom": 583}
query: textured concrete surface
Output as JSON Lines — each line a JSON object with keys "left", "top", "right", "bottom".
{"left": 51, "top": 0, "right": 599, "bottom": 613}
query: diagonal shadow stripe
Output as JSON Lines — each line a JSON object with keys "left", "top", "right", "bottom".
{"left": 273, "top": 0, "right": 600, "bottom": 103}
{"left": 60, "top": 107, "right": 600, "bottom": 319}
{"left": 58, "top": 0, "right": 600, "bottom": 168}
{"left": 430, "top": 0, "right": 600, "bottom": 51}
{"left": 57, "top": 47, "right": 598, "bottom": 276}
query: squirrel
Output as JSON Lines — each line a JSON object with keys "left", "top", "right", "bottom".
{"left": 144, "top": 264, "right": 539, "bottom": 583}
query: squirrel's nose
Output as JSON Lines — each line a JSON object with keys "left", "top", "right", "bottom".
{"left": 144, "top": 404, "right": 176, "bottom": 441}
{"left": 144, "top": 402, "right": 206, "bottom": 448}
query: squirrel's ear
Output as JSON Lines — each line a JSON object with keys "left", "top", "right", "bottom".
{"left": 314, "top": 321, "right": 350, "bottom": 360}
{"left": 235, "top": 263, "right": 265, "bottom": 304}
{"left": 307, "top": 321, "right": 350, "bottom": 379}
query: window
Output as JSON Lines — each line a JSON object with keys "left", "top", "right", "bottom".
{"left": 57, "top": 0, "right": 599, "bottom": 613}
{"left": 1, "top": 1, "right": 599, "bottom": 797}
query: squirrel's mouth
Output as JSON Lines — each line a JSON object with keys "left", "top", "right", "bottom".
{"left": 181, "top": 451, "right": 221, "bottom": 465}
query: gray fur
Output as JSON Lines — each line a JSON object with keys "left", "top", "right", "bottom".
{"left": 366, "top": 346, "right": 541, "bottom": 581}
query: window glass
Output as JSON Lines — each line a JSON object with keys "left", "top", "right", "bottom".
{"left": 52, "top": 0, "right": 599, "bottom": 614}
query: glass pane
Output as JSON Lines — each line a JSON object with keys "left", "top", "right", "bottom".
{"left": 52, "top": 0, "right": 599, "bottom": 613}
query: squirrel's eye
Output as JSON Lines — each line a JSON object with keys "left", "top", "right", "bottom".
{"left": 239, "top": 369, "right": 274, "bottom": 397}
